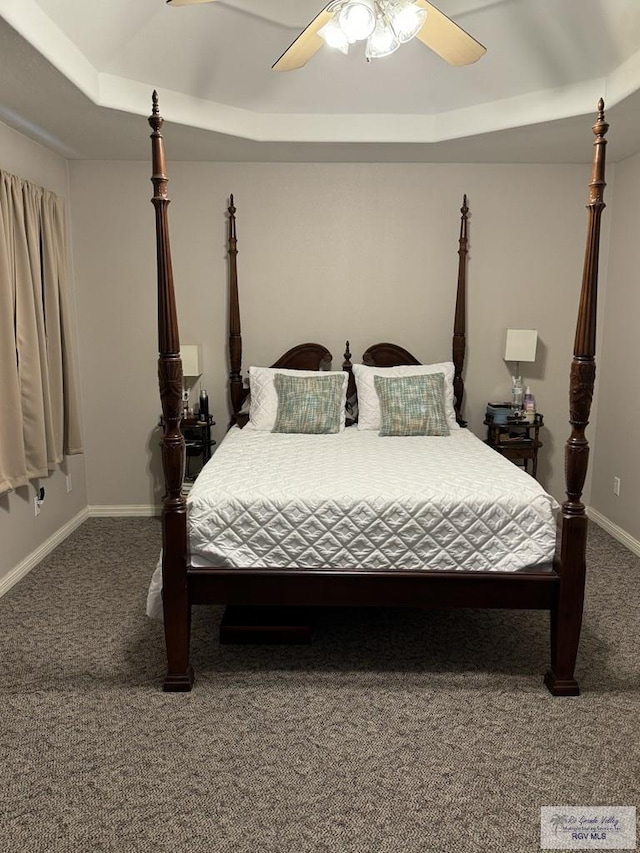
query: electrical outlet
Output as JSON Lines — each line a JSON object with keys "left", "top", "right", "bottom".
{"left": 34, "top": 496, "right": 41, "bottom": 517}
{"left": 66, "top": 474, "right": 72, "bottom": 493}
{"left": 613, "top": 476, "right": 621, "bottom": 496}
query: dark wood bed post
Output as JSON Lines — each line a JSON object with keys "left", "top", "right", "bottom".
{"left": 227, "top": 195, "right": 244, "bottom": 420}
{"left": 149, "top": 92, "right": 193, "bottom": 692}
{"left": 452, "top": 194, "right": 468, "bottom": 426}
{"left": 545, "top": 100, "right": 608, "bottom": 697}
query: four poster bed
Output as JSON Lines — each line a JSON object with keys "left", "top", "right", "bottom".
{"left": 148, "top": 92, "right": 608, "bottom": 694}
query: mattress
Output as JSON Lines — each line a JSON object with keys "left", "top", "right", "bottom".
{"left": 187, "top": 425, "right": 559, "bottom": 573}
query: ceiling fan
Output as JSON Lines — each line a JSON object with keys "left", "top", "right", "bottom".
{"left": 166, "top": 0, "right": 486, "bottom": 71}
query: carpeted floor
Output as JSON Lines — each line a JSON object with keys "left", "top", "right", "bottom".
{"left": 0, "top": 518, "right": 638, "bottom": 853}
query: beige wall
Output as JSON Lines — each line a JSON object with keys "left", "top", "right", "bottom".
{"left": 69, "top": 158, "right": 603, "bottom": 509}
{"left": 590, "top": 150, "right": 640, "bottom": 540}
{"left": 0, "top": 120, "right": 87, "bottom": 587}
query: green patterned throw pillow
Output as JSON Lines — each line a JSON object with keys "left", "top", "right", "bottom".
{"left": 374, "top": 373, "right": 450, "bottom": 436}
{"left": 273, "top": 373, "right": 344, "bottom": 434}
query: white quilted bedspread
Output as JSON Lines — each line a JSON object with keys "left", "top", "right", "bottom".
{"left": 187, "top": 425, "right": 559, "bottom": 572}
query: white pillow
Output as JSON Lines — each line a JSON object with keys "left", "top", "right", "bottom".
{"left": 248, "top": 366, "right": 349, "bottom": 431}
{"left": 352, "top": 362, "right": 459, "bottom": 431}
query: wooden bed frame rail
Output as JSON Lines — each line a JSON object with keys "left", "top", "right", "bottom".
{"left": 149, "top": 93, "right": 607, "bottom": 695}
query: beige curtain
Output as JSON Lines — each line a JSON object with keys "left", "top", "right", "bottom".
{"left": 0, "top": 170, "right": 82, "bottom": 495}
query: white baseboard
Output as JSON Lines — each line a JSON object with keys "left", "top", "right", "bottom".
{"left": 0, "top": 507, "right": 90, "bottom": 599}
{"left": 587, "top": 507, "right": 640, "bottom": 558}
{"left": 2, "top": 504, "right": 162, "bottom": 599}
{"left": 88, "top": 504, "right": 161, "bottom": 517}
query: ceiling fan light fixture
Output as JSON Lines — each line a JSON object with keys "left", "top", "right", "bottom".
{"left": 272, "top": 0, "right": 485, "bottom": 71}
{"left": 366, "top": 20, "right": 401, "bottom": 59}
{"left": 319, "top": 19, "right": 350, "bottom": 54}
{"left": 387, "top": 1, "right": 427, "bottom": 43}
{"left": 338, "top": 0, "right": 377, "bottom": 43}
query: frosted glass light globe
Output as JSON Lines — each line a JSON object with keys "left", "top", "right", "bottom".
{"left": 366, "top": 21, "right": 400, "bottom": 58}
{"left": 319, "top": 19, "right": 350, "bottom": 53}
{"left": 338, "top": 1, "right": 376, "bottom": 42}
{"left": 390, "top": 2, "right": 427, "bottom": 43}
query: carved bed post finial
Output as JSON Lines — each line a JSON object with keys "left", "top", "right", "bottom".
{"left": 452, "top": 194, "right": 469, "bottom": 426}
{"left": 343, "top": 340, "right": 352, "bottom": 370}
{"left": 227, "top": 195, "right": 244, "bottom": 418}
{"left": 149, "top": 92, "right": 192, "bottom": 692}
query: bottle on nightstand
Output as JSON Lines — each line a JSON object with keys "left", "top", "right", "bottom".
{"left": 511, "top": 375, "right": 524, "bottom": 414}
{"left": 199, "top": 389, "right": 209, "bottom": 421}
{"left": 523, "top": 387, "right": 536, "bottom": 422}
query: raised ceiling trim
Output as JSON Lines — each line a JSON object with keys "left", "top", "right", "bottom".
{"left": 98, "top": 72, "right": 609, "bottom": 145}
{"left": 2, "top": 0, "right": 639, "bottom": 146}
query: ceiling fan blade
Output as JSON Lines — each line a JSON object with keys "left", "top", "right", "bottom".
{"left": 272, "top": 8, "right": 334, "bottom": 72}
{"left": 415, "top": 1, "right": 486, "bottom": 66}
{"left": 166, "top": 1, "right": 218, "bottom": 7}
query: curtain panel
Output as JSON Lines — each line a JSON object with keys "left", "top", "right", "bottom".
{"left": 0, "top": 170, "right": 82, "bottom": 495}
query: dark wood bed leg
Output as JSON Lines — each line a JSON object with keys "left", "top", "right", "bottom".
{"left": 545, "top": 516, "right": 587, "bottom": 696}
{"left": 545, "top": 100, "right": 608, "bottom": 697}
{"left": 149, "top": 92, "right": 194, "bottom": 692}
{"left": 162, "top": 510, "right": 193, "bottom": 691}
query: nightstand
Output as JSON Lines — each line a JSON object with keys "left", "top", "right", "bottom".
{"left": 182, "top": 415, "right": 216, "bottom": 481}
{"left": 159, "top": 414, "right": 216, "bottom": 481}
{"left": 484, "top": 411, "right": 543, "bottom": 478}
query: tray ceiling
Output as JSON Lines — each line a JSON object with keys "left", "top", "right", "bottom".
{"left": 1, "top": 0, "right": 640, "bottom": 161}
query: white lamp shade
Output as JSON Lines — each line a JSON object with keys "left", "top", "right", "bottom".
{"left": 504, "top": 329, "right": 538, "bottom": 363}
{"left": 181, "top": 344, "right": 201, "bottom": 377}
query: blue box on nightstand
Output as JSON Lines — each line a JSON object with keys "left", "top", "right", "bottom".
{"left": 486, "top": 403, "right": 513, "bottom": 424}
